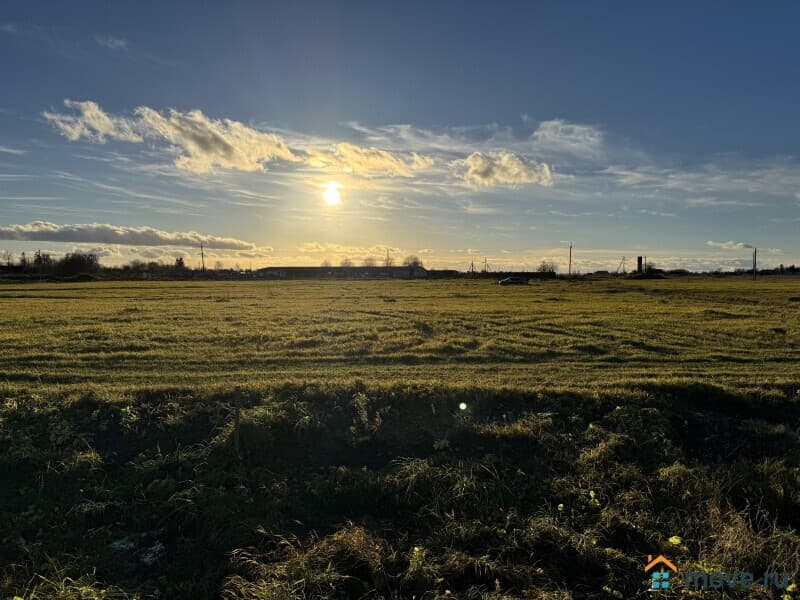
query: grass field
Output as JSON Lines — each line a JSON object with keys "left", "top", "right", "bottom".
{"left": 2, "top": 277, "right": 799, "bottom": 393}
{"left": 1, "top": 277, "right": 800, "bottom": 598}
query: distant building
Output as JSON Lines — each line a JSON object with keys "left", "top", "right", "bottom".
{"left": 255, "top": 265, "right": 428, "bottom": 279}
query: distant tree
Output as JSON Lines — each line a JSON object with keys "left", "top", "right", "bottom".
{"left": 34, "top": 250, "right": 55, "bottom": 273}
{"left": 213, "top": 260, "right": 224, "bottom": 270}
{"left": 175, "top": 256, "right": 186, "bottom": 269}
{"left": 19, "top": 252, "right": 28, "bottom": 270}
{"left": 234, "top": 263, "right": 241, "bottom": 272}
{"left": 536, "top": 260, "right": 558, "bottom": 273}
{"left": 321, "top": 259, "right": 332, "bottom": 268}
{"left": 362, "top": 257, "right": 377, "bottom": 267}
{"left": 340, "top": 258, "right": 354, "bottom": 268}
{"left": 125, "top": 259, "right": 145, "bottom": 272}
{"left": 383, "top": 253, "right": 394, "bottom": 268}
{"left": 1, "top": 250, "right": 12, "bottom": 268}
{"left": 56, "top": 252, "right": 99, "bottom": 275}
{"left": 403, "top": 255, "right": 423, "bottom": 269}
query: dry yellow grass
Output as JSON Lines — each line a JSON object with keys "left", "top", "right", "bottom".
{"left": 0, "top": 276, "right": 798, "bottom": 396}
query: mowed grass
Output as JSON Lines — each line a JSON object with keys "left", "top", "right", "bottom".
{"left": 2, "top": 277, "right": 800, "bottom": 599}
{"left": 1, "top": 277, "right": 799, "bottom": 394}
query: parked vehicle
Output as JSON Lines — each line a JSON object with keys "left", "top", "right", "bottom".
{"left": 498, "top": 276, "right": 528, "bottom": 285}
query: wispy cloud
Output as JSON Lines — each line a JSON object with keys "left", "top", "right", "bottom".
{"left": 2, "top": 22, "right": 176, "bottom": 67}
{"left": 43, "top": 100, "right": 142, "bottom": 143}
{"left": 346, "top": 118, "right": 609, "bottom": 164}
{"left": 0, "top": 21, "right": 43, "bottom": 37}
{"left": 0, "top": 221, "right": 261, "bottom": 250}
{"left": 0, "top": 196, "right": 62, "bottom": 201}
{"left": 94, "top": 35, "right": 128, "bottom": 50}
{"left": 295, "top": 242, "right": 402, "bottom": 263}
{"left": 308, "top": 142, "right": 433, "bottom": 178}
{"left": 531, "top": 119, "right": 604, "bottom": 159}
{"left": 0, "top": 145, "right": 27, "bottom": 155}
{"left": 706, "top": 240, "right": 754, "bottom": 250}
{"left": 607, "top": 162, "right": 800, "bottom": 201}
{"left": 685, "top": 196, "right": 762, "bottom": 207}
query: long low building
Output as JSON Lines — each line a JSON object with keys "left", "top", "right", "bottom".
{"left": 255, "top": 265, "right": 429, "bottom": 279}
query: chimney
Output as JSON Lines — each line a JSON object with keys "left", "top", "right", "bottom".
{"left": 637, "top": 256, "right": 643, "bottom": 273}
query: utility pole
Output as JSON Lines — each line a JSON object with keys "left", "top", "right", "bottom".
{"left": 200, "top": 242, "right": 206, "bottom": 272}
{"left": 568, "top": 242, "right": 573, "bottom": 277}
{"left": 753, "top": 247, "right": 757, "bottom": 280}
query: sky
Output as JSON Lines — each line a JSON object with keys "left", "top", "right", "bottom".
{"left": 1, "top": 0, "right": 799, "bottom": 272}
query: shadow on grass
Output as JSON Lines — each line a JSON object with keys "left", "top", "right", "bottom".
{"left": 2, "top": 382, "right": 800, "bottom": 598}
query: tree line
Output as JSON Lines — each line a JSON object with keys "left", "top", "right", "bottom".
{"left": 1, "top": 250, "right": 100, "bottom": 276}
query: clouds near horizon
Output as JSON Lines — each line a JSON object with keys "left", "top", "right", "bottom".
{"left": 0, "top": 221, "right": 261, "bottom": 250}
{"left": 706, "top": 240, "right": 754, "bottom": 250}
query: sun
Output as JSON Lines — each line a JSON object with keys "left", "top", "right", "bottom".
{"left": 323, "top": 181, "right": 342, "bottom": 206}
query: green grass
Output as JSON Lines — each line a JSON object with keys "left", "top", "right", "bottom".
{"left": 1, "top": 277, "right": 800, "bottom": 598}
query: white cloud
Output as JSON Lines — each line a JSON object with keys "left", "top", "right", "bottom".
{"left": 43, "top": 100, "right": 297, "bottom": 173}
{"left": 531, "top": 119, "right": 604, "bottom": 158}
{"left": 134, "top": 107, "right": 298, "bottom": 173}
{"left": 43, "top": 100, "right": 142, "bottom": 143}
{"left": 706, "top": 240, "right": 754, "bottom": 250}
{"left": 95, "top": 35, "right": 128, "bottom": 49}
{"left": 43, "top": 100, "right": 437, "bottom": 178}
{"left": 460, "top": 152, "right": 553, "bottom": 187}
{"left": 0, "top": 221, "right": 260, "bottom": 250}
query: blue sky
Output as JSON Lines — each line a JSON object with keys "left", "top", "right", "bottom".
{"left": 1, "top": 0, "right": 799, "bottom": 271}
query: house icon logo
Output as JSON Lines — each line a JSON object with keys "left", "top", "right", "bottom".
{"left": 645, "top": 555, "right": 678, "bottom": 590}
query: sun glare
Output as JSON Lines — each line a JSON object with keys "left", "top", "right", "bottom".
{"left": 323, "top": 181, "right": 342, "bottom": 206}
